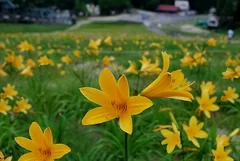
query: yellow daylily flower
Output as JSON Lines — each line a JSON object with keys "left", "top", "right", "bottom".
{"left": 0, "top": 63, "right": 7, "bottom": 77}
{"left": 194, "top": 53, "right": 207, "bottom": 65}
{"left": 80, "top": 68, "right": 153, "bottom": 134}
{"left": 15, "top": 122, "right": 71, "bottom": 161}
{"left": 183, "top": 116, "right": 208, "bottom": 148}
{"left": 104, "top": 36, "right": 112, "bottom": 46}
{"left": 225, "top": 56, "right": 238, "bottom": 67}
{"left": 139, "top": 56, "right": 161, "bottom": 75}
{"left": 201, "top": 81, "right": 216, "bottom": 95}
{"left": 207, "top": 38, "right": 216, "bottom": 47}
{"left": 141, "top": 52, "right": 193, "bottom": 101}
{"left": 212, "top": 145, "right": 233, "bottom": 161}
{"left": 161, "top": 123, "right": 182, "bottom": 153}
{"left": 38, "top": 56, "right": 54, "bottom": 66}
{"left": 125, "top": 61, "right": 138, "bottom": 75}
{"left": 101, "top": 56, "right": 112, "bottom": 67}
{"left": 60, "top": 70, "right": 66, "bottom": 76}
{"left": 0, "top": 151, "right": 12, "bottom": 161}
{"left": 0, "top": 99, "right": 11, "bottom": 115}
{"left": 1, "top": 84, "right": 18, "bottom": 100}
{"left": 73, "top": 50, "right": 81, "bottom": 57}
{"left": 95, "top": 39, "right": 102, "bottom": 46}
{"left": 216, "top": 135, "right": 230, "bottom": 147}
{"left": 17, "top": 41, "right": 35, "bottom": 52}
{"left": 180, "top": 79, "right": 192, "bottom": 92}
{"left": 26, "top": 59, "right": 36, "bottom": 68}
{"left": 5, "top": 53, "right": 15, "bottom": 64}
{"left": 20, "top": 66, "right": 33, "bottom": 77}
{"left": 180, "top": 55, "right": 196, "bottom": 69}
{"left": 88, "top": 40, "right": 99, "bottom": 50}
{"left": 13, "top": 98, "right": 32, "bottom": 114}
{"left": 61, "top": 55, "right": 72, "bottom": 65}
{"left": 196, "top": 89, "right": 219, "bottom": 118}
{"left": 221, "top": 87, "right": 239, "bottom": 103}
{"left": 222, "top": 68, "right": 238, "bottom": 79}
{"left": 13, "top": 55, "right": 25, "bottom": 70}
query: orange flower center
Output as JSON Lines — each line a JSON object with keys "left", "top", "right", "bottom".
{"left": 39, "top": 147, "right": 51, "bottom": 160}
{"left": 171, "top": 133, "right": 180, "bottom": 144}
{"left": 111, "top": 101, "right": 127, "bottom": 117}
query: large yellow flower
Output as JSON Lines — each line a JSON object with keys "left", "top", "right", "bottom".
{"left": 196, "top": 90, "right": 219, "bottom": 118}
{"left": 0, "top": 151, "right": 12, "bottom": 161}
{"left": 183, "top": 116, "right": 208, "bottom": 148}
{"left": 221, "top": 87, "right": 239, "bottom": 103}
{"left": 0, "top": 99, "right": 11, "bottom": 115}
{"left": 161, "top": 123, "right": 182, "bottom": 153}
{"left": 141, "top": 52, "right": 193, "bottom": 101}
{"left": 212, "top": 145, "right": 233, "bottom": 161}
{"left": 80, "top": 68, "right": 153, "bottom": 134}
{"left": 15, "top": 122, "right": 71, "bottom": 161}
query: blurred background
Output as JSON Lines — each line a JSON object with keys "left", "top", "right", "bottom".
{"left": 0, "top": 0, "right": 239, "bottom": 32}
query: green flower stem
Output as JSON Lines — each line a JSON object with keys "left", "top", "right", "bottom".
{"left": 124, "top": 132, "right": 128, "bottom": 161}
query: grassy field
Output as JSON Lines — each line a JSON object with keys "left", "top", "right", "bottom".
{"left": 0, "top": 22, "right": 240, "bottom": 161}
{"left": 0, "top": 23, "right": 69, "bottom": 33}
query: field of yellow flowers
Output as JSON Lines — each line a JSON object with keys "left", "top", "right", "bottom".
{"left": 0, "top": 22, "right": 240, "bottom": 161}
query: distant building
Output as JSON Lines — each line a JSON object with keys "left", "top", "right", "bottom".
{"left": 174, "top": 0, "right": 190, "bottom": 11}
{"left": 157, "top": 5, "right": 180, "bottom": 12}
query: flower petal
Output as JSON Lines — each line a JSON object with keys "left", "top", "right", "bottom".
{"left": 119, "top": 112, "right": 132, "bottom": 134}
{"left": 167, "top": 143, "right": 175, "bottom": 153}
{"left": 127, "top": 96, "right": 152, "bottom": 115}
{"left": 191, "top": 138, "right": 200, "bottom": 148}
{"left": 170, "top": 70, "right": 184, "bottom": 89}
{"left": 29, "top": 122, "right": 44, "bottom": 143}
{"left": 161, "top": 129, "right": 173, "bottom": 137}
{"left": 190, "top": 116, "right": 197, "bottom": 126}
{"left": 51, "top": 144, "right": 71, "bottom": 159}
{"left": 15, "top": 137, "right": 38, "bottom": 151}
{"left": 141, "top": 73, "right": 171, "bottom": 97}
{"left": 209, "top": 105, "right": 219, "bottom": 111}
{"left": 44, "top": 128, "right": 53, "bottom": 145}
{"left": 80, "top": 87, "right": 110, "bottom": 107}
{"left": 82, "top": 107, "right": 116, "bottom": 125}
{"left": 195, "top": 130, "right": 208, "bottom": 138}
{"left": 18, "top": 152, "right": 38, "bottom": 161}
{"left": 117, "top": 75, "right": 129, "bottom": 100}
{"left": 99, "top": 68, "right": 123, "bottom": 102}
{"left": 152, "top": 90, "right": 193, "bottom": 101}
